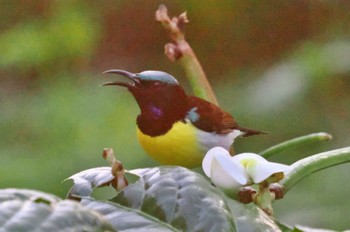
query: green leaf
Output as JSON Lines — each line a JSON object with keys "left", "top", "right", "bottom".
{"left": 112, "top": 166, "right": 283, "bottom": 232}
{"left": 0, "top": 188, "right": 115, "bottom": 232}
{"left": 82, "top": 199, "right": 178, "bottom": 232}
{"left": 65, "top": 167, "right": 115, "bottom": 199}
{"left": 113, "top": 166, "right": 235, "bottom": 231}
{"left": 229, "top": 202, "right": 290, "bottom": 232}
{"left": 0, "top": 188, "right": 61, "bottom": 203}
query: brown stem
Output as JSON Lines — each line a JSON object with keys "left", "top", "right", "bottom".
{"left": 102, "top": 148, "right": 128, "bottom": 191}
{"left": 156, "top": 4, "right": 219, "bottom": 106}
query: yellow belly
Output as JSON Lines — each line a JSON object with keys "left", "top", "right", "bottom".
{"left": 137, "top": 121, "right": 204, "bottom": 168}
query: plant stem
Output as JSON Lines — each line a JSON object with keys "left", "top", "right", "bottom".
{"left": 254, "top": 183, "right": 274, "bottom": 216}
{"left": 155, "top": 4, "right": 219, "bottom": 105}
{"left": 280, "top": 146, "right": 350, "bottom": 193}
{"left": 259, "top": 132, "right": 332, "bottom": 159}
{"left": 179, "top": 47, "right": 217, "bottom": 105}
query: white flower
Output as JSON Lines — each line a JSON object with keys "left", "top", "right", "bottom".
{"left": 202, "top": 147, "right": 291, "bottom": 192}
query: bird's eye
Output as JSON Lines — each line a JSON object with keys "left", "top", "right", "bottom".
{"left": 140, "top": 80, "right": 154, "bottom": 87}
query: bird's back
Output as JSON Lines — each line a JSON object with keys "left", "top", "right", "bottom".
{"left": 187, "top": 96, "right": 265, "bottom": 137}
{"left": 187, "top": 96, "right": 238, "bottom": 134}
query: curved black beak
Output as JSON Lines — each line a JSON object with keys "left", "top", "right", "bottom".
{"left": 101, "top": 69, "right": 140, "bottom": 88}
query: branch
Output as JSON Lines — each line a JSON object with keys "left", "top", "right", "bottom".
{"left": 259, "top": 132, "right": 332, "bottom": 159}
{"left": 280, "top": 146, "right": 350, "bottom": 193}
{"left": 156, "top": 4, "right": 218, "bottom": 105}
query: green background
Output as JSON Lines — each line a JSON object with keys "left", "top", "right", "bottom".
{"left": 1, "top": 1, "right": 349, "bottom": 230}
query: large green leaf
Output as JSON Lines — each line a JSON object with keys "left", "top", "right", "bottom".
{"left": 111, "top": 166, "right": 283, "bottom": 232}
{"left": 0, "top": 189, "right": 114, "bottom": 232}
{"left": 229, "top": 201, "right": 290, "bottom": 232}
{"left": 82, "top": 199, "right": 178, "bottom": 232}
{"left": 66, "top": 167, "right": 115, "bottom": 199}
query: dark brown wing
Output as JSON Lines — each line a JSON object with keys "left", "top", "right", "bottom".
{"left": 187, "top": 96, "right": 266, "bottom": 136}
{"left": 187, "top": 96, "right": 237, "bottom": 134}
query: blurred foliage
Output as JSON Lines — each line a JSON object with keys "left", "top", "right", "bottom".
{"left": 0, "top": 1, "right": 100, "bottom": 77}
{"left": 0, "top": 0, "right": 350, "bottom": 230}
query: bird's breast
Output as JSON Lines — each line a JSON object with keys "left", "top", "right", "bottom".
{"left": 136, "top": 121, "right": 241, "bottom": 168}
{"left": 137, "top": 121, "right": 203, "bottom": 168}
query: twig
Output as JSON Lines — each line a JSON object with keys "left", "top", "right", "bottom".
{"left": 259, "top": 132, "right": 332, "bottom": 159}
{"left": 156, "top": 4, "right": 219, "bottom": 105}
{"left": 280, "top": 146, "right": 350, "bottom": 193}
{"left": 102, "top": 148, "right": 128, "bottom": 191}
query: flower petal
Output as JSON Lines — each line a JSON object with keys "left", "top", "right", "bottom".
{"left": 202, "top": 147, "right": 249, "bottom": 191}
{"left": 232, "top": 152, "right": 291, "bottom": 184}
{"left": 210, "top": 153, "right": 248, "bottom": 186}
{"left": 232, "top": 152, "right": 267, "bottom": 163}
{"left": 251, "top": 162, "right": 291, "bottom": 183}
{"left": 202, "top": 147, "right": 229, "bottom": 177}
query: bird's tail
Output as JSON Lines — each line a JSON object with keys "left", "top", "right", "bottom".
{"left": 237, "top": 126, "right": 268, "bottom": 137}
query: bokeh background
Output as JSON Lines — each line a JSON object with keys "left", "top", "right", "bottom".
{"left": 1, "top": 0, "right": 349, "bottom": 230}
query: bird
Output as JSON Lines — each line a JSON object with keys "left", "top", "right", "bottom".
{"left": 102, "top": 69, "right": 265, "bottom": 168}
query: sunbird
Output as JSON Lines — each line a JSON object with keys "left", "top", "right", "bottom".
{"left": 102, "top": 69, "right": 264, "bottom": 168}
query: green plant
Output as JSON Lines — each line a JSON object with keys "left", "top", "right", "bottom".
{"left": 1, "top": 5, "right": 349, "bottom": 232}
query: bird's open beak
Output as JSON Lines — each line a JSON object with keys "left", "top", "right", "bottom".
{"left": 101, "top": 69, "right": 140, "bottom": 88}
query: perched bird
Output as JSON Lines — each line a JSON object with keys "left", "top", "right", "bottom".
{"left": 102, "top": 69, "right": 264, "bottom": 168}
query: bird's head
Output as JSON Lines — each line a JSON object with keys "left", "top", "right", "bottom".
{"left": 102, "top": 69, "right": 179, "bottom": 88}
{"left": 102, "top": 69, "right": 188, "bottom": 121}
